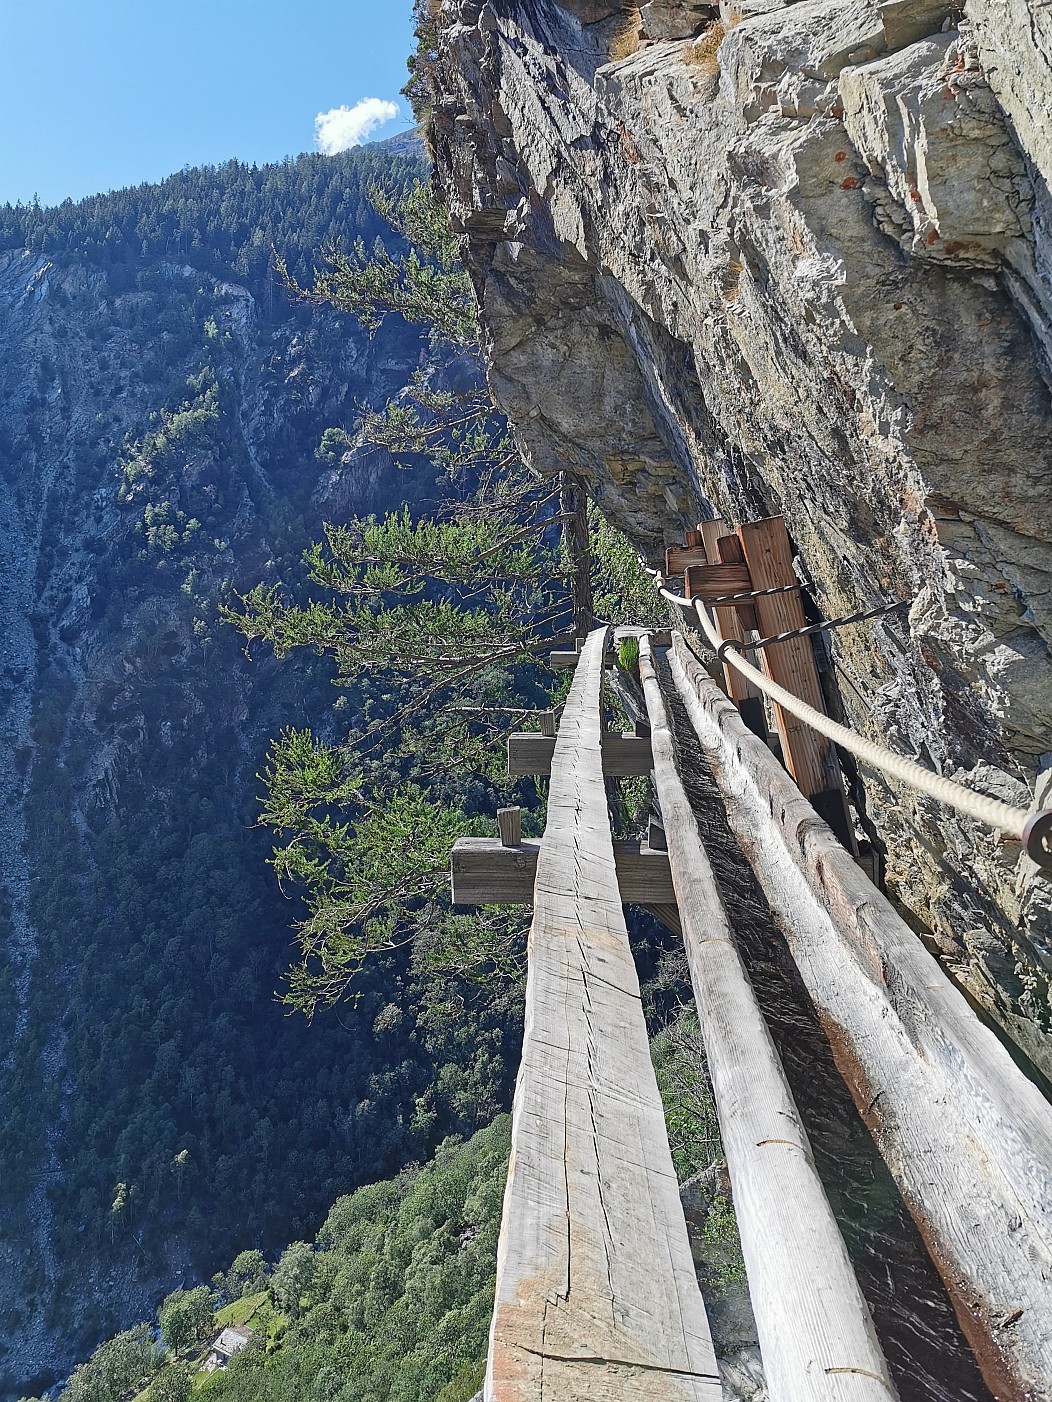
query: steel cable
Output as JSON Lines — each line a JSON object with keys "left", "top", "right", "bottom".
{"left": 643, "top": 564, "right": 1052, "bottom": 870}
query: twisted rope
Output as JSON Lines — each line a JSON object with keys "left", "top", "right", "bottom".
{"left": 644, "top": 564, "right": 1052, "bottom": 870}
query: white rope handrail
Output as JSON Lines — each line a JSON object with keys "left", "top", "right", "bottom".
{"left": 642, "top": 564, "right": 1052, "bottom": 871}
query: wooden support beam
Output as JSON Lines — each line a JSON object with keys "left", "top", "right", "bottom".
{"left": 538, "top": 710, "right": 557, "bottom": 738}
{"left": 497, "top": 807, "right": 522, "bottom": 848}
{"left": 670, "top": 636, "right": 1052, "bottom": 1401}
{"left": 487, "top": 628, "right": 720, "bottom": 1401}
{"left": 737, "top": 517, "right": 853, "bottom": 846}
{"left": 665, "top": 544, "right": 709, "bottom": 575}
{"left": 640, "top": 637, "right": 896, "bottom": 1400}
{"left": 693, "top": 525, "right": 766, "bottom": 744}
{"left": 683, "top": 562, "right": 753, "bottom": 602}
{"left": 508, "top": 731, "right": 653, "bottom": 776}
{"left": 550, "top": 649, "right": 584, "bottom": 670}
{"left": 451, "top": 837, "right": 677, "bottom": 906}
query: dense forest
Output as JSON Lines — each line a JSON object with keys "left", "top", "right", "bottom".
{"left": 0, "top": 144, "right": 422, "bottom": 305}
{"left": 0, "top": 144, "right": 536, "bottom": 1397}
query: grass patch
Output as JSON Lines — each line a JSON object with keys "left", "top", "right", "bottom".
{"left": 214, "top": 1290, "right": 267, "bottom": 1328}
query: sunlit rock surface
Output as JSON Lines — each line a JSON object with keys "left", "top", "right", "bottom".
{"left": 431, "top": 0, "right": 1052, "bottom": 1072}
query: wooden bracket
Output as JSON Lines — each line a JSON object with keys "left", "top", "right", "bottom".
{"left": 451, "top": 837, "right": 677, "bottom": 906}
{"left": 664, "top": 544, "right": 709, "bottom": 576}
{"left": 508, "top": 731, "right": 653, "bottom": 776}
{"left": 683, "top": 562, "right": 753, "bottom": 602}
{"left": 497, "top": 807, "right": 522, "bottom": 847}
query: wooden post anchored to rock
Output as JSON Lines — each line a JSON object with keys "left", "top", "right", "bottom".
{"left": 667, "top": 516, "right": 853, "bottom": 848}
{"left": 700, "top": 519, "right": 765, "bottom": 737}
{"left": 736, "top": 517, "right": 853, "bottom": 844}
{"left": 486, "top": 628, "right": 721, "bottom": 1402}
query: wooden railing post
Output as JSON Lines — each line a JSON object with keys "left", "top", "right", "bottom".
{"left": 737, "top": 517, "right": 853, "bottom": 848}
{"left": 699, "top": 520, "right": 765, "bottom": 737}
{"left": 497, "top": 807, "right": 522, "bottom": 848}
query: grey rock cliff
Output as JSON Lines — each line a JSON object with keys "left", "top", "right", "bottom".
{"left": 430, "top": 0, "right": 1052, "bottom": 1071}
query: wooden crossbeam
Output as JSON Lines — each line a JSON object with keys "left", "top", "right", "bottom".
{"left": 487, "top": 627, "right": 721, "bottom": 1402}
{"left": 683, "top": 562, "right": 752, "bottom": 602}
{"left": 451, "top": 837, "right": 676, "bottom": 905}
{"left": 508, "top": 731, "right": 653, "bottom": 776}
{"left": 549, "top": 649, "right": 586, "bottom": 670}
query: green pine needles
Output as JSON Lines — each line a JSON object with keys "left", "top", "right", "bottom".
{"left": 227, "top": 180, "right": 654, "bottom": 1016}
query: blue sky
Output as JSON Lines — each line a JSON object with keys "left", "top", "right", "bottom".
{"left": 0, "top": 0, "right": 417, "bottom": 207}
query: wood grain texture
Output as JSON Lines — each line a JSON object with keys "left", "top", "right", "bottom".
{"left": 639, "top": 636, "right": 897, "bottom": 1401}
{"left": 451, "top": 837, "right": 677, "bottom": 906}
{"left": 670, "top": 633, "right": 1052, "bottom": 1402}
{"left": 701, "top": 522, "right": 761, "bottom": 705}
{"left": 683, "top": 562, "right": 753, "bottom": 600}
{"left": 736, "top": 517, "right": 831, "bottom": 798}
{"left": 665, "top": 544, "right": 710, "bottom": 575}
{"left": 486, "top": 628, "right": 721, "bottom": 1402}
{"left": 507, "top": 731, "right": 653, "bottom": 776}
{"left": 498, "top": 807, "right": 523, "bottom": 848}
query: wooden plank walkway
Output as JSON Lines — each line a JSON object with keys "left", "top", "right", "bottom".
{"left": 486, "top": 627, "right": 722, "bottom": 1402}
{"left": 639, "top": 636, "right": 897, "bottom": 1401}
{"left": 669, "top": 633, "right": 1052, "bottom": 1400}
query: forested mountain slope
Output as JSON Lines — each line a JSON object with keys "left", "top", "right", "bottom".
{"left": 0, "top": 148, "right": 520, "bottom": 1399}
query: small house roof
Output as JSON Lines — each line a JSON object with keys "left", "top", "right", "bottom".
{"left": 212, "top": 1324, "right": 251, "bottom": 1357}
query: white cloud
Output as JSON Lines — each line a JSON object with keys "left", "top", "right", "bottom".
{"left": 314, "top": 99, "right": 401, "bottom": 154}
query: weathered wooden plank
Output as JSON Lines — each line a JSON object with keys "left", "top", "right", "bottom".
{"left": 699, "top": 521, "right": 763, "bottom": 725}
{"left": 451, "top": 837, "right": 677, "bottom": 906}
{"left": 487, "top": 627, "right": 721, "bottom": 1402}
{"left": 683, "top": 562, "right": 754, "bottom": 601}
{"left": 737, "top": 518, "right": 853, "bottom": 846}
{"left": 639, "top": 636, "right": 897, "bottom": 1401}
{"left": 665, "top": 544, "right": 709, "bottom": 575}
{"left": 669, "top": 633, "right": 1052, "bottom": 1401}
{"left": 497, "top": 807, "right": 522, "bottom": 848}
{"left": 735, "top": 517, "right": 830, "bottom": 795}
{"left": 507, "top": 731, "right": 653, "bottom": 776}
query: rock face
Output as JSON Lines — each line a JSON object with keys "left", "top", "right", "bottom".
{"left": 430, "top": 0, "right": 1052, "bottom": 1073}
